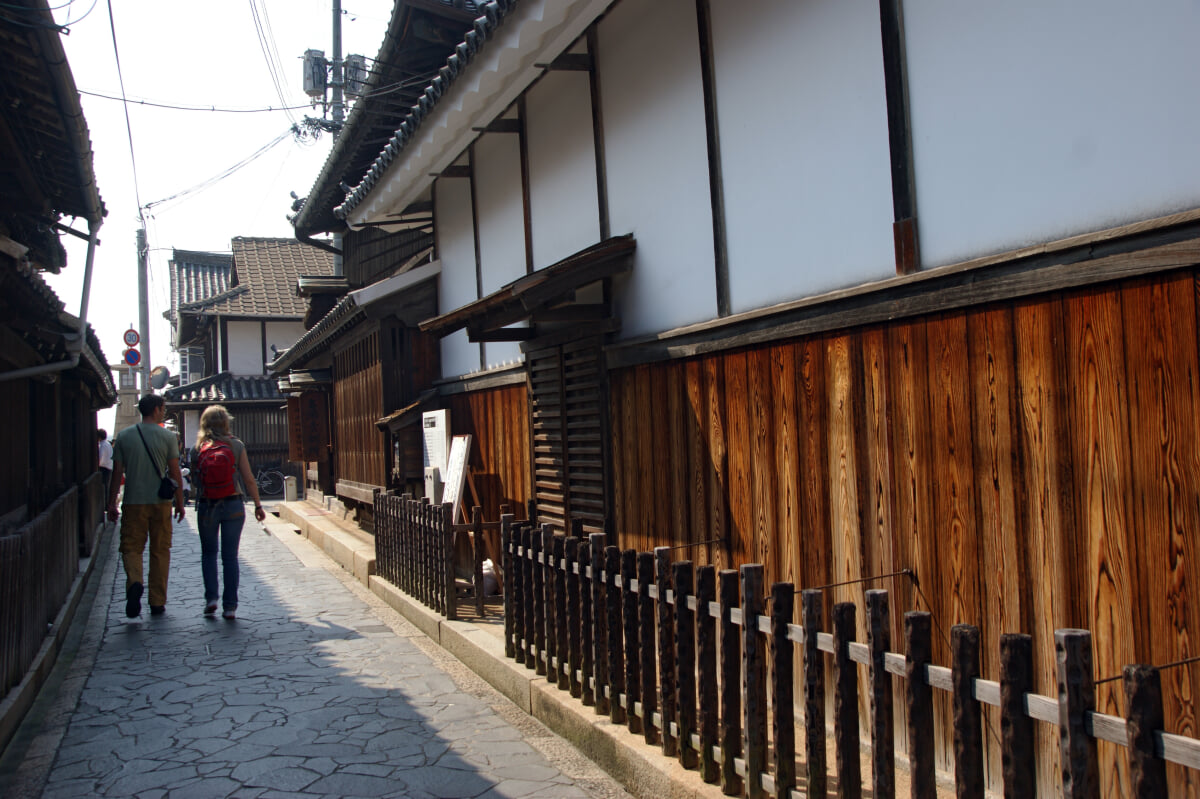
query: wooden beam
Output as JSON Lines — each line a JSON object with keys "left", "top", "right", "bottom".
{"left": 695, "top": 0, "right": 730, "bottom": 316}
{"left": 532, "top": 304, "right": 609, "bottom": 323}
{"left": 468, "top": 327, "right": 536, "bottom": 342}
{"left": 588, "top": 27, "right": 610, "bottom": 241}
{"left": 472, "top": 118, "right": 523, "bottom": 134}
{"left": 879, "top": 0, "right": 920, "bottom": 274}
{"left": 534, "top": 53, "right": 593, "bottom": 71}
{"left": 434, "top": 164, "right": 472, "bottom": 179}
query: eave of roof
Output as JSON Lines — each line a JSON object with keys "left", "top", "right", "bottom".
{"left": 339, "top": 0, "right": 615, "bottom": 227}
{"left": 420, "top": 235, "right": 633, "bottom": 337}
{"left": 292, "top": 1, "right": 481, "bottom": 237}
{"left": 163, "top": 372, "right": 283, "bottom": 407}
{"left": 0, "top": 0, "right": 104, "bottom": 226}
{"left": 270, "top": 259, "right": 441, "bottom": 373}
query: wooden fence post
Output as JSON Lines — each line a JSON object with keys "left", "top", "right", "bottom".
{"left": 1056, "top": 628, "right": 1099, "bottom": 799}
{"left": 502, "top": 514, "right": 515, "bottom": 658}
{"left": 513, "top": 524, "right": 527, "bottom": 666}
{"left": 522, "top": 526, "right": 536, "bottom": 670}
{"left": 443, "top": 502, "right": 456, "bottom": 620}
{"left": 531, "top": 527, "right": 546, "bottom": 676}
{"left": 657, "top": 547, "right": 677, "bottom": 757}
{"left": 719, "top": 569, "right": 743, "bottom": 796}
{"left": 591, "top": 533, "right": 609, "bottom": 715}
{"left": 697, "top": 565, "right": 719, "bottom": 783}
{"left": 741, "top": 565, "right": 766, "bottom": 799}
{"left": 802, "top": 589, "right": 826, "bottom": 798}
{"left": 555, "top": 535, "right": 570, "bottom": 691}
{"left": 546, "top": 528, "right": 560, "bottom": 685}
{"left": 833, "top": 602, "right": 861, "bottom": 799}
{"left": 999, "top": 633, "right": 1034, "bottom": 797}
{"left": 623, "top": 549, "right": 642, "bottom": 734}
{"left": 639, "top": 552, "right": 659, "bottom": 745}
{"left": 566, "top": 536, "right": 582, "bottom": 698}
{"left": 676, "top": 561, "right": 698, "bottom": 770}
{"left": 952, "top": 624, "right": 984, "bottom": 798}
{"left": 607, "top": 545, "right": 626, "bottom": 724}
{"left": 905, "top": 611, "right": 935, "bottom": 799}
{"left": 472, "top": 506, "right": 484, "bottom": 616}
{"left": 866, "top": 589, "right": 893, "bottom": 799}
{"left": 579, "top": 537, "right": 594, "bottom": 705}
{"left": 770, "top": 582, "right": 796, "bottom": 797}
{"left": 1124, "top": 664, "right": 1168, "bottom": 799}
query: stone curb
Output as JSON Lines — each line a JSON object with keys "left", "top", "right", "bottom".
{"left": 0, "top": 521, "right": 112, "bottom": 755}
{"left": 275, "top": 500, "right": 722, "bottom": 799}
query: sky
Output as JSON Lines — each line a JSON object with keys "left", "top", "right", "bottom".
{"left": 43, "top": 0, "right": 402, "bottom": 432}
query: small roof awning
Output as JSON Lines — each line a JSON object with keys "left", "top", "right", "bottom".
{"left": 375, "top": 389, "right": 440, "bottom": 433}
{"left": 419, "top": 235, "right": 635, "bottom": 339}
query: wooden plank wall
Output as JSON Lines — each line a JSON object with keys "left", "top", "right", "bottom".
{"left": 333, "top": 333, "right": 386, "bottom": 488}
{"left": 609, "top": 269, "right": 1200, "bottom": 794}
{"left": 445, "top": 384, "right": 531, "bottom": 524}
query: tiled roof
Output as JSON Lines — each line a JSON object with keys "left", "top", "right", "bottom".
{"left": 164, "top": 371, "right": 282, "bottom": 406}
{"left": 179, "top": 238, "right": 333, "bottom": 319}
{"left": 336, "top": 0, "right": 520, "bottom": 221}
{"left": 166, "top": 250, "right": 231, "bottom": 324}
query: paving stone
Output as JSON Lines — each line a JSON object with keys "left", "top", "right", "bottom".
{"left": 29, "top": 506, "right": 631, "bottom": 799}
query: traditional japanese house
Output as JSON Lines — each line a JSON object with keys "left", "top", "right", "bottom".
{"left": 165, "top": 238, "right": 331, "bottom": 489}
{"left": 0, "top": 0, "right": 114, "bottom": 734}
{"left": 276, "top": 0, "right": 504, "bottom": 527}
{"left": 330, "top": 0, "right": 1200, "bottom": 792}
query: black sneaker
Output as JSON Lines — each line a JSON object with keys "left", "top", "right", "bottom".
{"left": 149, "top": 605, "right": 166, "bottom": 615}
{"left": 125, "top": 583, "right": 143, "bottom": 618}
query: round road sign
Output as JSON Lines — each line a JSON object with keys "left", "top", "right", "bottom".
{"left": 124, "top": 348, "right": 141, "bottom": 366}
{"left": 123, "top": 328, "right": 140, "bottom": 347}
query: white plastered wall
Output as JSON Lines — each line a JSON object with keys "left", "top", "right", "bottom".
{"left": 435, "top": 176, "right": 483, "bottom": 378}
{"left": 225, "top": 320, "right": 263, "bottom": 375}
{"left": 905, "top": 0, "right": 1200, "bottom": 267}
{"left": 711, "top": 0, "right": 895, "bottom": 312}
{"left": 596, "top": 0, "right": 717, "bottom": 338}
{"left": 525, "top": 69, "right": 601, "bottom": 269}
{"left": 473, "top": 128, "right": 525, "bottom": 368}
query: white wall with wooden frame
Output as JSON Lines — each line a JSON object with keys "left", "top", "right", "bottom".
{"left": 474, "top": 116, "right": 526, "bottom": 369}
{"left": 434, "top": 175, "right": 482, "bottom": 379}
{"left": 265, "top": 321, "right": 305, "bottom": 364}
{"left": 226, "top": 320, "right": 266, "bottom": 375}
{"left": 711, "top": 0, "right": 895, "bottom": 313}
{"left": 595, "top": 0, "right": 717, "bottom": 337}
{"left": 525, "top": 68, "right": 601, "bottom": 269}
{"left": 904, "top": 0, "right": 1200, "bottom": 268}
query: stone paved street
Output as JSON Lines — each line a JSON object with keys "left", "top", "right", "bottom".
{"left": 3, "top": 505, "right": 632, "bottom": 799}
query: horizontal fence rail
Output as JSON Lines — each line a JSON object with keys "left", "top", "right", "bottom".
{"left": 495, "top": 524, "right": 1200, "bottom": 798}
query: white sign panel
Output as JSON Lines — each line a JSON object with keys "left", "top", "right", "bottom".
{"left": 422, "top": 410, "right": 450, "bottom": 474}
{"left": 443, "top": 434, "right": 472, "bottom": 523}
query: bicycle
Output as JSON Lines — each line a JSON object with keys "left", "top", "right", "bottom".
{"left": 255, "top": 465, "right": 286, "bottom": 497}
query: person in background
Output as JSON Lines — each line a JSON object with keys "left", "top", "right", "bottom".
{"left": 107, "top": 395, "right": 185, "bottom": 618}
{"left": 97, "top": 429, "right": 113, "bottom": 500}
{"left": 192, "top": 404, "right": 265, "bottom": 620}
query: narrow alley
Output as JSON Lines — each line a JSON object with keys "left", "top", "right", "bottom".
{"left": 0, "top": 505, "right": 632, "bottom": 799}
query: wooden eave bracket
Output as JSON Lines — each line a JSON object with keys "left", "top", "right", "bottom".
{"left": 534, "top": 53, "right": 593, "bottom": 71}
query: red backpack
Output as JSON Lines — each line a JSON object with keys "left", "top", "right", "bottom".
{"left": 198, "top": 440, "right": 237, "bottom": 498}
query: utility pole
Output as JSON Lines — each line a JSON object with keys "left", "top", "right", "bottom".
{"left": 136, "top": 225, "right": 151, "bottom": 394}
{"left": 330, "top": 0, "right": 345, "bottom": 128}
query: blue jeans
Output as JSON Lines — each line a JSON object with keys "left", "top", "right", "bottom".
{"left": 197, "top": 497, "right": 245, "bottom": 609}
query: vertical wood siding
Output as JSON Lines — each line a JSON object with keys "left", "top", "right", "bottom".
{"left": 446, "top": 384, "right": 531, "bottom": 523}
{"left": 333, "top": 333, "right": 386, "bottom": 487}
{"left": 609, "top": 268, "right": 1200, "bottom": 793}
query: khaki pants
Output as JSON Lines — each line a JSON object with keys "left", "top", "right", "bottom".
{"left": 119, "top": 503, "right": 173, "bottom": 607}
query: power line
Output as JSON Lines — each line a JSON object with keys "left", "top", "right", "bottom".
{"left": 77, "top": 89, "right": 311, "bottom": 114}
{"left": 104, "top": 0, "right": 143, "bottom": 220}
{"left": 141, "top": 128, "right": 294, "bottom": 214}
{"left": 248, "top": 0, "right": 299, "bottom": 126}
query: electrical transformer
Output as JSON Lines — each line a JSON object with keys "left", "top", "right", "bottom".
{"left": 303, "top": 49, "right": 327, "bottom": 97}
{"left": 344, "top": 54, "right": 367, "bottom": 98}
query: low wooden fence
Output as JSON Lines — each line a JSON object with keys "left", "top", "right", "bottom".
{"left": 500, "top": 520, "right": 1200, "bottom": 798}
{"left": 0, "top": 484, "right": 81, "bottom": 697}
{"left": 375, "top": 495, "right": 456, "bottom": 619}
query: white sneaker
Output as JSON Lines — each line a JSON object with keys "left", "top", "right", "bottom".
{"left": 222, "top": 608, "right": 236, "bottom": 620}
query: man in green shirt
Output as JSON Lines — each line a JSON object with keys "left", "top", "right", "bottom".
{"left": 107, "top": 394, "right": 185, "bottom": 617}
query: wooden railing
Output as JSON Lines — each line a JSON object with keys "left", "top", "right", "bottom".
{"left": 374, "top": 495, "right": 456, "bottom": 619}
{"left": 0, "top": 485, "right": 80, "bottom": 697}
{"left": 501, "top": 520, "right": 1200, "bottom": 798}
